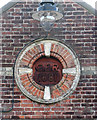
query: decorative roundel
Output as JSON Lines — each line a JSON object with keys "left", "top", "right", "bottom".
{"left": 15, "top": 38, "right": 80, "bottom": 104}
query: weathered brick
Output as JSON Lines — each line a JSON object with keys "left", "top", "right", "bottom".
{"left": 1, "top": 0, "right": 96, "bottom": 119}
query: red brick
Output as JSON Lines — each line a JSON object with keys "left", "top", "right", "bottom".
{"left": 33, "top": 88, "right": 39, "bottom": 96}
{"left": 53, "top": 44, "right": 59, "bottom": 53}
{"left": 14, "top": 108, "right": 24, "bottom": 111}
{"left": 37, "top": 90, "right": 41, "bottom": 98}
{"left": 29, "top": 54, "right": 42, "bottom": 67}
{"left": 60, "top": 49, "right": 68, "bottom": 57}
{"left": 66, "top": 75, "right": 75, "bottom": 81}
{"left": 23, "top": 81, "right": 31, "bottom": 87}
{"left": 39, "top": 91, "right": 44, "bottom": 99}
{"left": 51, "top": 93, "right": 55, "bottom": 99}
{"left": 58, "top": 46, "right": 65, "bottom": 55}
{"left": 51, "top": 43, "right": 55, "bottom": 52}
{"left": 31, "top": 48, "right": 37, "bottom": 55}
{"left": 44, "top": 108, "right": 50, "bottom": 111}
{"left": 21, "top": 58, "right": 30, "bottom": 65}
{"left": 1, "top": 1, "right": 96, "bottom": 119}
{"left": 28, "top": 50, "right": 35, "bottom": 56}
{"left": 35, "top": 112, "right": 42, "bottom": 115}
{"left": 32, "top": 107, "right": 44, "bottom": 111}
{"left": 19, "top": 116, "right": 25, "bottom": 119}
{"left": 21, "top": 79, "right": 29, "bottom": 85}
{"left": 34, "top": 46, "right": 39, "bottom": 53}
{"left": 26, "top": 51, "right": 33, "bottom": 59}
{"left": 65, "top": 55, "right": 73, "bottom": 62}
{"left": 65, "top": 80, "right": 73, "bottom": 87}
{"left": 31, "top": 116, "right": 43, "bottom": 119}
{"left": 21, "top": 103, "right": 33, "bottom": 107}
{"left": 41, "top": 111, "right": 54, "bottom": 115}
{"left": 63, "top": 51, "right": 71, "bottom": 59}
{"left": 52, "top": 108, "right": 64, "bottom": 111}
{"left": 22, "top": 56, "right": 30, "bottom": 62}
{"left": 56, "top": 45, "right": 60, "bottom": 53}
{"left": 29, "top": 86, "right": 36, "bottom": 95}
{"left": 25, "top": 108, "right": 31, "bottom": 111}
{"left": 20, "top": 74, "right": 28, "bottom": 79}
{"left": 40, "top": 44, "right": 44, "bottom": 52}
{"left": 61, "top": 84, "right": 69, "bottom": 92}
{"left": 52, "top": 89, "right": 61, "bottom": 98}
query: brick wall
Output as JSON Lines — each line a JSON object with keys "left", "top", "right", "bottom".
{"left": 1, "top": 0, "right": 97, "bottom": 119}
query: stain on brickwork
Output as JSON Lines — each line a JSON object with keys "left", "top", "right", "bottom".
{"left": 1, "top": 0, "right": 97, "bottom": 119}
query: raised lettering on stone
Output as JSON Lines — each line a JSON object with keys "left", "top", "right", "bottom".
{"left": 32, "top": 57, "right": 63, "bottom": 86}
{"left": 33, "top": 64, "right": 60, "bottom": 86}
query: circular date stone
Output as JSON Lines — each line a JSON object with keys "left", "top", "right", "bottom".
{"left": 32, "top": 57, "right": 63, "bottom": 86}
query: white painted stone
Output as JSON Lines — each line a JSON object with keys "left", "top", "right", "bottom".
{"left": 44, "top": 86, "right": 51, "bottom": 100}
{"left": 19, "top": 67, "right": 32, "bottom": 75}
{"left": 62, "top": 68, "right": 76, "bottom": 75}
{"left": 44, "top": 43, "right": 51, "bottom": 57}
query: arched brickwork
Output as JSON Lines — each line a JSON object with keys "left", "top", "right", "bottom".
{"left": 1, "top": 0, "right": 96, "bottom": 119}
{"left": 15, "top": 39, "right": 80, "bottom": 103}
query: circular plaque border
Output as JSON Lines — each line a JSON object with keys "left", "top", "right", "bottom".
{"left": 14, "top": 38, "right": 80, "bottom": 104}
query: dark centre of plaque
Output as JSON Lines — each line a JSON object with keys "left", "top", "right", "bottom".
{"left": 32, "top": 57, "right": 63, "bottom": 86}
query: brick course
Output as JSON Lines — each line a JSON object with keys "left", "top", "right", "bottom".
{"left": 1, "top": 0, "right": 97, "bottom": 119}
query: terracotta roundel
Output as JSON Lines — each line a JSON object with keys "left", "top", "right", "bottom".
{"left": 15, "top": 39, "right": 80, "bottom": 104}
{"left": 33, "top": 57, "right": 63, "bottom": 86}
